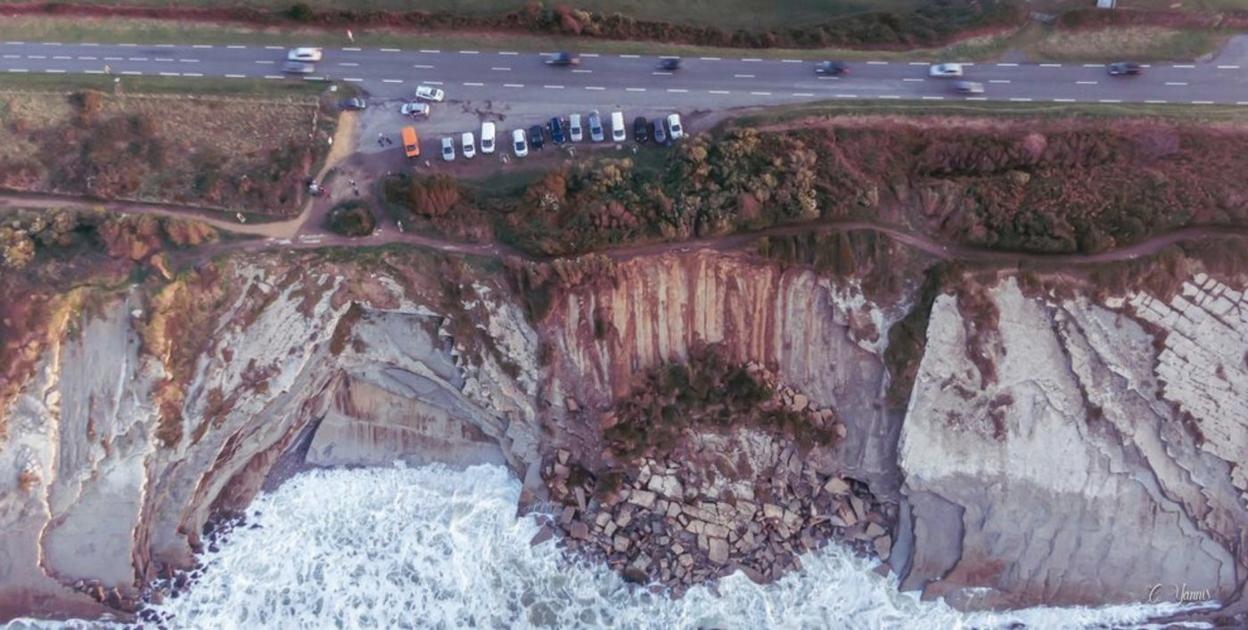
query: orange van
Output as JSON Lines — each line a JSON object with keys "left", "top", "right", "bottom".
{"left": 401, "top": 126, "right": 420, "bottom": 158}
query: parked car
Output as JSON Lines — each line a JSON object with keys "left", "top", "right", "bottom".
{"left": 657, "top": 58, "right": 681, "bottom": 71}
{"left": 633, "top": 116, "right": 649, "bottom": 143}
{"left": 611, "top": 111, "right": 626, "bottom": 142}
{"left": 441, "top": 137, "right": 455, "bottom": 162}
{"left": 400, "top": 101, "right": 429, "bottom": 117}
{"left": 481, "top": 122, "right": 496, "bottom": 154}
{"left": 953, "top": 80, "right": 985, "bottom": 94}
{"left": 548, "top": 117, "right": 566, "bottom": 145}
{"left": 666, "top": 113, "right": 684, "bottom": 140}
{"left": 814, "top": 61, "right": 848, "bottom": 76}
{"left": 588, "top": 110, "right": 604, "bottom": 142}
{"left": 287, "top": 47, "right": 322, "bottom": 62}
{"left": 928, "top": 63, "right": 964, "bottom": 78}
{"left": 652, "top": 118, "right": 667, "bottom": 145}
{"left": 569, "top": 114, "right": 583, "bottom": 142}
{"left": 282, "top": 61, "right": 316, "bottom": 74}
{"left": 545, "top": 52, "right": 581, "bottom": 66}
{"left": 339, "top": 97, "right": 367, "bottom": 111}
{"left": 529, "top": 124, "right": 545, "bottom": 150}
{"left": 401, "top": 127, "right": 420, "bottom": 159}
{"left": 462, "top": 132, "right": 476, "bottom": 159}
{"left": 415, "top": 85, "right": 445, "bottom": 102}
{"left": 512, "top": 128, "right": 528, "bottom": 157}
{"left": 1107, "top": 61, "right": 1143, "bottom": 76}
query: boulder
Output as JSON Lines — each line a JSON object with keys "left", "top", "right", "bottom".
{"left": 823, "top": 477, "right": 851, "bottom": 496}
{"left": 627, "top": 489, "right": 657, "bottom": 509}
{"left": 708, "top": 538, "right": 730, "bottom": 565}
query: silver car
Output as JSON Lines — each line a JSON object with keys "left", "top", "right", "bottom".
{"left": 588, "top": 110, "right": 604, "bottom": 142}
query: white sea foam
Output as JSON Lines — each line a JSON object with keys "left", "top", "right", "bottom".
{"left": 111, "top": 464, "right": 1201, "bottom": 630}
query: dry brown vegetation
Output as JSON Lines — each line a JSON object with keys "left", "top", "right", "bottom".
{"left": 0, "top": 90, "right": 329, "bottom": 216}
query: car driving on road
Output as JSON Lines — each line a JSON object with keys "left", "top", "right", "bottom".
{"left": 657, "top": 58, "right": 681, "bottom": 71}
{"left": 814, "top": 61, "right": 848, "bottom": 76}
{"left": 441, "top": 137, "right": 455, "bottom": 161}
{"left": 546, "top": 52, "right": 580, "bottom": 66}
{"left": 1107, "top": 61, "right": 1143, "bottom": 76}
{"left": 462, "top": 132, "right": 476, "bottom": 159}
{"left": 569, "top": 114, "right": 583, "bottom": 142}
{"left": 588, "top": 110, "right": 604, "bottom": 142}
{"left": 415, "top": 85, "right": 445, "bottom": 102}
{"left": 287, "top": 47, "right": 322, "bottom": 62}
{"left": 928, "top": 63, "right": 964, "bottom": 78}
{"left": 529, "top": 124, "right": 545, "bottom": 150}
{"left": 400, "top": 101, "right": 429, "bottom": 117}
{"left": 282, "top": 61, "right": 316, "bottom": 74}
{"left": 512, "top": 128, "right": 528, "bottom": 157}
{"left": 481, "top": 122, "right": 496, "bottom": 154}
{"left": 954, "top": 80, "right": 985, "bottom": 94}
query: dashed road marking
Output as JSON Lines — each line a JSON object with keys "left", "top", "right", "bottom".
{"left": 1040, "top": 63, "right": 1062, "bottom": 67}
{"left": 338, "top": 62, "right": 359, "bottom": 66}
{"left": 1075, "top": 80, "right": 1098, "bottom": 85}
{"left": 82, "top": 43, "right": 99, "bottom": 47}
{"left": 700, "top": 56, "right": 721, "bottom": 61}
{"left": 902, "top": 78, "right": 924, "bottom": 82}
{"left": 781, "top": 59, "right": 802, "bottom": 63}
{"left": 921, "top": 95, "right": 945, "bottom": 100}
{"left": 620, "top": 54, "right": 640, "bottom": 58}
{"left": 490, "top": 66, "right": 511, "bottom": 71}
{"left": 1145, "top": 99, "right": 1167, "bottom": 104}
{"left": 425, "top": 80, "right": 443, "bottom": 84}
{"left": 1173, "top": 64, "right": 1196, "bottom": 68}
{"left": 265, "top": 45, "right": 283, "bottom": 50}
{"left": 192, "top": 44, "right": 212, "bottom": 49}
{"left": 118, "top": 43, "right": 137, "bottom": 47}
{"left": 1218, "top": 64, "right": 1240, "bottom": 69}
{"left": 499, "top": 51, "right": 519, "bottom": 56}
{"left": 7, "top": 68, "right": 27, "bottom": 73}
{"left": 225, "top": 73, "right": 247, "bottom": 78}
{"left": 228, "top": 45, "right": 247, "bottom": 49}
{"left": 626, "top": 87, "right": 646, "bottom": 92}
{"left": 344, "top": 77, "right": 364, "bottom": 82}
{"left": 909, "top": 62, "right": 928, "bottom": 66}
{"left": 996, "top": 62, "right": 1018, "bottom": 67}
{"left": 988, "top": 79, "right": 1010, "bottom": 84}
{"left": 585, "top": 86, "right": 605, "bottom": 90}
{"left": 27, "top": 54, "right": 45, "bottom": 59}
{"left": 263, "top": 74, "right": 284, "bottom": 79}
{"left": 544, "top": 84, "right": 565, "bottom": 89}
{"left": 413, "top": 64, "right": 434, "bottom": 69}
{"left": 52, "top": 55, "right": 70, "bottom": 60}
{"left": 503, "top": 83, "right": 524, "bottom": 88}
{"left": 1053, "top": 98, "right": 1076, "bottom": 102}
{"left": 878, "top": 95, "right": 901, "bottom": 99}
{"left": 104, "top": 56, "right": 122, "bottom": 61}
{"left": 668, "top": 88, "right": 689, "bottom": 93}
{"left": 835, "top": 93, "right": 858, "bottom": 98}
{"left": 741, "top": 57, "right": 762, "bottom": 62}
{"left": 582, "top": 53, "right": 600, "bottom": 58}
{"left": 751, "top": 91, "right": 773, "bottom": 96}
{"left": 159, "top": 71, "right": 180, "bottom": 77}
{"left": 383, "top": 78, "right": 403, "bottom": 83}
{"left": 572, "top": 68, "right": 592, "bottom": 73}
{"left": 420, "top": 49, "right": 440, "bottom": 53}
{"left": 652, "top": 71, "right": 672, "bottom": 75}
{"left": 1192, "top": 100, "right": 1215, "bottom": 104}
{"left": 793, "top": 92, "right": 815, "bottom": 96}
{"left": 1098, "top": 98, "right": 1122, "bottom": 103}
{"left": 179, "top": 58, "right": 199, "bottom": 63}
{"left": 1165, "top": 81, "right": 1188, "bottom": 86}
{"left": 380, "top": 48, "right": 401, "bottom": 52}
{"left": 1082, "top": 63, "right": 1104, "bottom": 67}
{"left": 182, "top": 72, "right": 202, "bottom": 77}
{"left": 965, "top": 96, "right": 988, "bottom": 101}
{"left": 734, "top": 74, "right": 755, "bottom": 78}
{"left": 121, "top": 70, "right": 142, "bottom": 75}
{"left": 459, "top": 50, "right": 479, "bottom": 54}
{"left": 463, "top": 81, "right": 484, "bottom": 86}
{"left": 1009, "top": 97, "right": 1032, "bottom": 101}
{"left": 155, "top": 44, "right": 173, "bottom": 48}
{"left": 78, "top": 56, "right": 96, "bottom": 60}
{"left": 0, "top": 54, "right": 16, "bottom": 58}
{"left": 255, "top": 60, "right": 274, "bottom": 64}
{"left": 83, "top": 69, "right": 103, "bottom": 74}
{"left": 708, "top": 89, "right": 730, "bottom": 94}
{"left": 44, "top": 69, "right": 65, "bottom": 74}
{"left": 866, "top": 61, "right": 888, "bottom": 65}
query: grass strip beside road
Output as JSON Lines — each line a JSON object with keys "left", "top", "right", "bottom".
{"left": 738, "top": 98, "right": 1248, "bottom": 125}
{"left": 0, "top": 72, "right": 325, "bottom": 98}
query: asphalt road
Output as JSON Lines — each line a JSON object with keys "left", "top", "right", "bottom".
{"left": 4, "top": 39, "right": 1248, "bottom": 112}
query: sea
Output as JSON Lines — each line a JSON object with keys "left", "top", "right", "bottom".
{"left": 6, "top": 464, "right": 1210, "bottom": 629}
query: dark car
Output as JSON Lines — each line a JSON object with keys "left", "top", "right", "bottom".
{"left": 338, "top": 97, "right": 367, "bottom": 111}
{"left": 657, "top": 58, "right": 681, "bottom": 71}
{"left": 652, "top": 118, "right": 667, "bottom": 145}
{"left": 815, "top": 61, "right": 848, "bottom": 76}
{"left": 1107, "top": 61, "right": 1142, "bottom": 76}
{"left": 528, "top": 124, "right": 546, "bottom": 150}
{"left": 545, "top": 52, "right": 580, "bottom": 66}
{"left": 548, "top": 117, "right": 566, "bottom": 144}
{"left": 633, "top": 116, "right": 649, "bottom": 143}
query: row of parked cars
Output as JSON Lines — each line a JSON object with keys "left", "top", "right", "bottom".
{"left": 419, "top": 111, "right": 685, "bottom": 162}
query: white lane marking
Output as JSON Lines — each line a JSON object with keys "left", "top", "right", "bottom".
{"left": 921, "top": 95, "right": 945, "bottom": 100}
{"left": 1053, "top": 98, "right": 1076, "bottom": 102}
{"left": 182, "top": 72, "right": 203, "bottom": 77}
{"left": 658, "top": 55, "right": 679, "bottom": 59}
{"left": 1145, "top": 99, "right": 1167, "bottom": 104}
{"left": 179, "top": 58, "right": 199, "bottom": 63}
{"left": 7, "top": 68, "right": 28, "bottom": 73}
{"left": 225, "top": 73, "right": 247, "bottom": 78}
{"left": 1082, "top": 63, "right": 1103, "bottom": 67}
{"left": 867, "top": 61, "right": 888, "bottom": 65}
{"left": 413, "top": 64, "right": 434, "bottom": 69}
{"left": 264, "top": 74, "right": 284, "bottom": 79}
{"left": 1192, "top": 100, "right": 1215, "bottom": 104}
{"left": 1217, "top": 64, "right": 1240, "bottom": 69}
{"left": 104, "top": 56, "right": 122, "bottom": 61}
{"left": 668, "top": 88, "right": 689, "bottom": 93}
{"left": 265, "top": 45, "right": 283, "bottom": 50}
{"left": 909, "top": 62, "right": 927, "bottom": 66}
{"left": 344, "top": 77, "right": 364, "bottom": 82}
{"left": 420, "top": 49, "right": 440, "bottom": 53}
{"left": 490, "top": 66, "right": 511, "bottom": 71}
{"left": 255, "top": 60, "right": 274, "bottom": 64}
{"left": 734, "top": 74, "right": 755, "bottom": 78}
{"left": 902, "top": 78, "right": 924, "bottom": 82}
{"left": 782, "top": 59, "right": 802, "bottom": 63}
{"left": 44, "top": 69, "right": 65, "bottom": 74}
{"left": 751, "top": 91, "right": 773, "bottom": 96}
{"left": 44, "top": 42, "right": 61, "bottom": 46}
{"left": 996, "top": 63, "right": 1018, "bottom": 67}
{"left": 463, "top": 81, "right": 484, "bottom": 86}
{"left": 338, "top": 62, "right": 359, "bottom": 67}
{"left": 342, "top": 47, "right": 362, "bottom": 52}
{"left": 1076, "top": 80, "right": 1098, "bottom": 85}
{"left": 425, "top": 80, "right": 443, "bottom": 84}
{"left": 544, "top": 84, "right": 565, "bottom": 89}
{"left": 27, "top": 54, "right": 45, "bottom": 59}
{"left": 620, "top": 54, "right": 640, "bottom": 58}
{"left": 383, "top": 79, "right": 403, "bottom": 83}
{"left": 159, "top": 71, "right": 180, "bottom": 77}
{"left": 1173, "top": 64, "right": 1196, "bottom": 68}
{"left": 503, "top": 83, "right": 524, "bottom": 88}
{"left": 964, "top": 97, "right": 989, "bottom": 102}
{"left": 652, "top": 71, "right": 672, "bottom": 75}
{"left": 1009, "top": 97, "right": 1032, "bottom": 101}
{"left": 878, "top": 95, "right": 901, "bottom": 99}
{"left": 118, "top": 43, "right": 137, "bottom": 47}
{"left": 793, "top": 92, "right": 815, "bottom": 96}
{"left": 1040, "top": 63, "right": 1062, "bottom": 67}
{"left": 835, "top": 93, "right": 858, "bottom": 98}
{"left": 3, "top": 41, "right": 24, "bottom": 44}
{"left": 78, "top": 56, "right": 97, "bottom": 60}
{"left": 1098, "top": 98, "right": 1122, "bottom": 103}
{"left": 585, "top": 86, "right": 605, "bottom": 90}
{"left": 708, "top": 89, "right": 731, "bottom": 94}
{"left": 380, "top": 48, "right": 401, "bottom": 52}
{"left": 572, "top": 68, "right": 592, "bottom": 73}
{"left": 988, "top": 79, "right": 1010, "bottom": 84}
{"left": 192, "top": 44, "right": 212, "bottom": 49}
{"left": 155, "top": 44, "right": 173, "bottom": 48}
{"left": 1, "top": 54, "right": 17, "bottom": 58}
{"left": 82, "top": 43, "right": 99, "bottom": 47}
{"left": 1238, "top": 101, "right": 1248, "bottom": 105}
{"left": 459, "top": 50, "right": 479, "bottom": 54}
{"left": 228, "top": 45, "right": 247, "bottom": 49}
{"left": 52, "top": 55, "right": 70, "bottom": 60}
{"left": 121, "top": 70, "right": 142, "bottom": 75}
{"left": 700, "top": 56, "right": 721, "bottom": 61}
{"left": 582, "top": 53, "right": 600, "bottom": 58}
{"left": 626, "top": 87, "right": 646, "bottom": 92}
{"left": 499, "top": 51, "right": 519, "bottom": 55}
{"left": 84, "top": 69, "right": 104, "bottom": 74}
{"left": 1165, "top": 81, "right": 1188, "bottom": 86}
{"left": 154, "top": 57, "right": 174, "bottom": 62}
{"left": 741, "top": 57, "right": 762, "bottom": 62}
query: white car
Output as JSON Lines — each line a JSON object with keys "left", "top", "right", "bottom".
{"left": 441, "top": 137, "right": 455, "bottom": 161}
{"left": 928, "top": 63, "right": 964, "bottom": 78}
{"left": 481, "top": 122, "right": 496, "bottom": 154}
{"left": 462, "top": 132, "right": 476, "bottom": 159}
{"left": 415, "top": 85, "right": 445, "bottom": 102}
{"left": 400, "top": 101, "right": 430, "bottom": 117}
{"left": 569, "top": 114, "right": 583, "bottom": 142}
{"left": 287, "top": 47, "right": 323, "bottom": 62}
{"left": 513, "top": 129, "right": 529, "bottom": 157}
{"left": 611, "top": 111, "right": 626, "bottom": 142}
{"left": 666, "top": 113, "right": 684, "bottom": 140}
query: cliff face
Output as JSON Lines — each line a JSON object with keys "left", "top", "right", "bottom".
{"left": 0, "top": 252, "right": 541, "bottom": 619}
